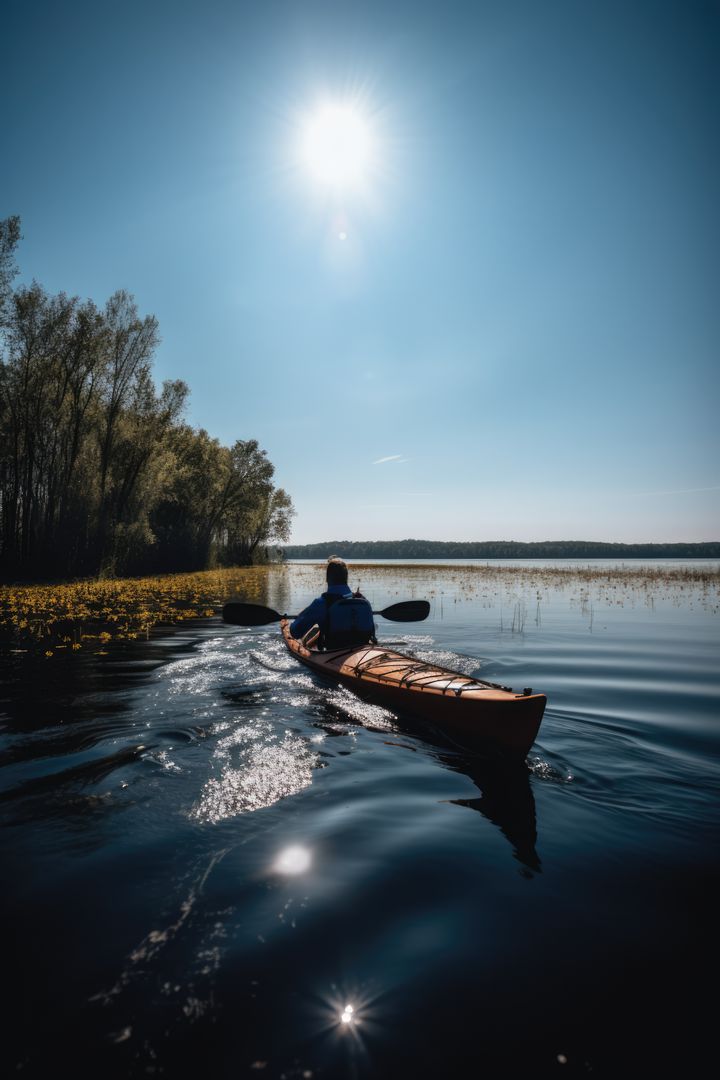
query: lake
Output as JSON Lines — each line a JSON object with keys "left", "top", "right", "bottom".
{"left": 2, "top": 560, "right": 719, "bottom": 1078}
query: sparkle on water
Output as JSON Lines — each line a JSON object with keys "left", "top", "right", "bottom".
{"left": 191, "top": 724, "right": 319, "bottom": 824}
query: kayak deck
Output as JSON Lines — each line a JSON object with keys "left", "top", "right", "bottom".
{"left": 281, "top": 621, "right": 545, "bottom": 757}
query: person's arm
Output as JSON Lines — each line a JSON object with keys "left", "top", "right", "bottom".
{"left": 290, "top": 598, "right": 324, "bottom": 638}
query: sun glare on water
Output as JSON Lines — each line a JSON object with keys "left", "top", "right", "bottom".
{"left": 300, "top": 104, "right": 373, "bottom": 188}
{"left": 273, "top": 845, "right": 312, "bottom": 875}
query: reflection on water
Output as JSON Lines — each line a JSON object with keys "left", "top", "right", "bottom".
{"left": 1, "top": 561, "right": 719, "bottom": 1077}
{"left": 273, "top": 845, "right": 313, "bottom": 875}
{"left": 362, "top": 711, "right": 542, "bottom": 873}
{"left": 446, "top": 754, "right": 541, "bottom": 873}
{"left": 265, "top": 562, "right": 292, "bottom": 619}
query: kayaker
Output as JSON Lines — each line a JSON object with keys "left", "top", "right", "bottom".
{"left": 290, "top": 556, "right": 376, "bottom": 649}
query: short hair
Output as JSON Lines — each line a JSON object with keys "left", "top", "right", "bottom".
{"left": 326, "top": 556, "right": 348, "bottom": 585}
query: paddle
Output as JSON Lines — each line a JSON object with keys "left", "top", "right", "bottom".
{"left": 222, "top": 599, "right": 430, "bottom": 626}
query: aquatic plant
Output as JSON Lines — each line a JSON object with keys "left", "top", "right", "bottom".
{"left": 0, "top": 566, "right": 273, "bottom": 653}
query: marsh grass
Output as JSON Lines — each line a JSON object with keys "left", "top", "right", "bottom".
{"left": 333, "top": 560, "right": 720, "bottom": 602}
{"left": 313, "top": 561, "right": 720, "bottom": 630}
{"left": 0, "top": 567, "right": 272, "bottom": 655}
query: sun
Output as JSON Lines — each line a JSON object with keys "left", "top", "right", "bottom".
{"left": 300, "top": 104, "right": 373, "bottom": 188}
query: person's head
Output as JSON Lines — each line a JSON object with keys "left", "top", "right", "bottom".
{"left": 326, "top": 556, "right": 348, "bottom": 586}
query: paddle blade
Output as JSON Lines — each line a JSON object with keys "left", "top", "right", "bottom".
{"left": 377, "top": 600, "right": 430, "bottom": 622}
{"left": 222, "top": 602, "right": 283, "bottom": 626}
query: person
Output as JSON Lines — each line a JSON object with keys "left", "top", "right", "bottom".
{"left": 290, "top": 556, "right": 376, "bottom": 649}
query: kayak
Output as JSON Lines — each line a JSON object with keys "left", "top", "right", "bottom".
{"left": 281, "top": 620, "right": 545, "bottom": 757}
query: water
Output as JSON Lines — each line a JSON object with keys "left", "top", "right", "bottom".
{"left": 1, "top": 562, "right": 719, "bottom": 1077}
{"left": 290, "top": 557, "right": 720, "bottom": 569}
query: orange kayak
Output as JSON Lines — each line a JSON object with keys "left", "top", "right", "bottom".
{"left": 281, "top": 620, "right": 545, "bottom": 757}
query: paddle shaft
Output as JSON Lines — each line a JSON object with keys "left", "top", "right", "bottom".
{"left": 222, "top": 599, "right": 429, "bottom": 626}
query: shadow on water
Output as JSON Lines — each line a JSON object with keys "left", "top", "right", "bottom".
{"left": 0, "top": 636, "right": 191, "bottom": 737}
{"left": 444, "top": 753, "right": 541, "bottom": 873}
{"left": 313, "top": 692, "right": 541, "bottom": 874}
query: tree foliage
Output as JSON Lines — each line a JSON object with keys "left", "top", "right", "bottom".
{"left": 282, "top": 539, "right": 720, "bottom": 559}
{"left": 0, "top": 215, "right": 21, "bottom": 324}
{"left": 0, "top": 217, "right": 293, "bottom": 580}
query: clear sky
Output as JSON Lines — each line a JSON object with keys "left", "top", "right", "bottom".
{"left": 2, "top": 0, "right": 718, "bottom": 543}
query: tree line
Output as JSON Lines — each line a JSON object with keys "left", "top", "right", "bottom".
{"left": 282, "top": 539, "right": 720, "bottom": 560}
{"left": 0, "top": 216, "right": 293, "bottom": 581}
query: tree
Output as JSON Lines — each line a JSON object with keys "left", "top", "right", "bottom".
{"left": 96, "top": 291, "right": 160, "bottom": 534}
{"left": 218, "top": 440, "right": 294, "bottom": 564}
{"left": 0, "top": 283, "right": 81, "bottom": 570}
{"left": 0, "top": 220, "right": 293, "bottom": 579}
{"left": 96, "top": 374, "right": 188, "bottom": 575}
{"left": 0, "top": 215, "right": 21, "bottom": 325}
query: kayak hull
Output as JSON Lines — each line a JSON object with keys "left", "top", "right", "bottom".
{"left": 281, "top": 621, "right": 545, "bottom": 758}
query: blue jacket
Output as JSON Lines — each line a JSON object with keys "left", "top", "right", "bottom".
{"left": 290, "top": 583, "right": 353, "bottom": 638}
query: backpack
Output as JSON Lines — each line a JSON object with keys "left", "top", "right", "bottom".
{"left": 321, "top": 592, "right": 376, "bottom": 649}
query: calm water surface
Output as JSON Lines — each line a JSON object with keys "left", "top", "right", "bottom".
{"left": 2, "top": 562, "right": 719, "bottom": 1077}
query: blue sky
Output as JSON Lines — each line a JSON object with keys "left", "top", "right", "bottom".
{"left": 2, "top": 0, "right": 718, "bottom": 543}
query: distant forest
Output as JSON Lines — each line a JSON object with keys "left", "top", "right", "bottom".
{"left": 283, "top": 540, "right": 720, "bottom": 560}
{"left": 0, "top": 216, "right": 293, "bottom": 581}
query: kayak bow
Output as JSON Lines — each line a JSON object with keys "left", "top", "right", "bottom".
{"left": 281, "top": 620, "right": 545, "bottom": 757}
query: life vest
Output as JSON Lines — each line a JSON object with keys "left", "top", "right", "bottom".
{"left": 321, "top": 592, "right": 376, "bottom": 649}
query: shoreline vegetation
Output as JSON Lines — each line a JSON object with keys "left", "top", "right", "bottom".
{"left": 283, "top": 540, "right": 720, "bottom": 559}
{"left": 2, "top": 561, "right": 718, "bottom": 656}
{"left": 0, "top": 567, "right": 269, "bottom": 655}
{"left": 0, "top": 216, "right": 293, "bottom": 583}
